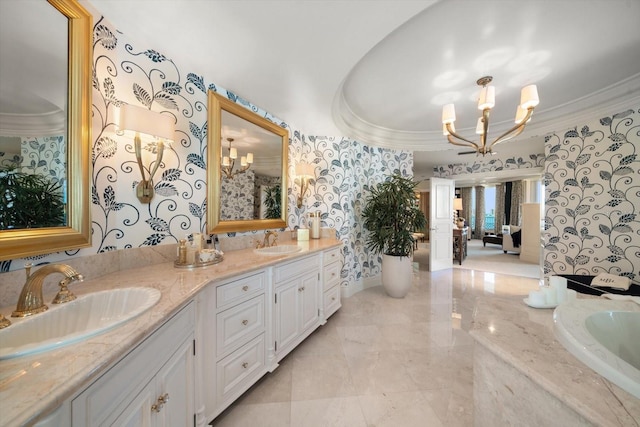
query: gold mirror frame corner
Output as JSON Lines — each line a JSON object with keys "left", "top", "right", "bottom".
{"left": 0, "top": 0, "right": 92, "bottom": 261}
{"left": 206, "top": 90, "right": 288, "bottom": 234}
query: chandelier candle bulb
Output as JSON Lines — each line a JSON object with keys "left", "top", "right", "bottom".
{"left": 246, "top": 152, "right": 253, "bottom": 164}
{"left": 241, "top": 156, "right": 247, "bottom": 167}
{"left": 222, "top": 156, "right": 230, "bottom": 167}
{"left": 229, "top": 147, "right": 237, "bottom": 159}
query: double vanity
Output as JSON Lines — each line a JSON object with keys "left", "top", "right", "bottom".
{"left": 0, "top": 237, "right": 342, "bottom": 426}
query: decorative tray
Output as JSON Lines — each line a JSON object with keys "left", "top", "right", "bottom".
{"left": 174, "top": 255, "right": 224, "bottom": 269}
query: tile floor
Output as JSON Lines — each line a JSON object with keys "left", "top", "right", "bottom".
{"left": 212, "top": 265, "right": 540, "bottom": 426}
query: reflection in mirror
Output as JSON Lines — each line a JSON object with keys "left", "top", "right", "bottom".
{"left": 207, "top": 91, "right": 288, "bottom": 233}
{"left": 0, "top": 0, "right": 92, "bottom": 260}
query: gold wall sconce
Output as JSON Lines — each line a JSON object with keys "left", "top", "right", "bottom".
{"left": 118, "top": 104, "right": 175, "bottom": 203}
{"left": 295, "top": 162, "right": 315, "bottom": 208}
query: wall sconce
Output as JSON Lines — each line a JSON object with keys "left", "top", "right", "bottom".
{"left": 118, "top": 104, "right": 175, "bottom": 203}
{"left": 295, "top": 162, "right": 315, "bottom": 208}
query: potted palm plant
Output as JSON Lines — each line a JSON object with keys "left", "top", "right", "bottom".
{"left": 362, "top": 173, "right": 426, "bottom": 297}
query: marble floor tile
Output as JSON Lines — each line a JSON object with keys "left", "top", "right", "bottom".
{"left": 210, "top": 263, "right": 539, "bottom": 427}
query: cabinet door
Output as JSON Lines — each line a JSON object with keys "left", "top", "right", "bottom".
{"left": 275, "top": 279, "right": 300, "bottom": 354}
{"left": 111, "top": 381, "right": 155, "bottom": 427}
{"left": 156, "top": 337, "right": 194, "bottom": 427}
{"left": 299, "top": 271, "right": 320, "bottom": 332}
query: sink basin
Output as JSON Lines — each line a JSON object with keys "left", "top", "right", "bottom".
{"left": 553, "top": 299, "right": 640, "bottom": 398}
{"left": 0, "top": 287, "right": 161, "bottom": 360}
{"left": 254, "top": 244, "right": 302, "bottom": 256}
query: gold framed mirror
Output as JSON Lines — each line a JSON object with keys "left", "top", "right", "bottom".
{"left": 0, "top": 0, "right": 92, "bottom": 261}
{"left": 207, "top": 91, "right": 288, "bottom": 233}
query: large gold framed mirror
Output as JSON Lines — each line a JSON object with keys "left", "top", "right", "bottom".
{"left": 207, "top": 91, "right": 288, "bottom": 233}
{"left": 0, "top": 0, "right": 92, "bottom": 261}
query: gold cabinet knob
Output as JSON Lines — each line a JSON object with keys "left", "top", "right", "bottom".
{"left": 242, "top": 319, "right": 248, "bottom": 326}
{"left": 242, "top": 362, "right": 248, "bottom": 369}
{"left": 242, "top": 285, "right": 249, "bottom": 291}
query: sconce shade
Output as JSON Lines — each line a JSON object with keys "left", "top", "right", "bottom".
{"left": 295, "top": 162, "right": 315, "bottom": 208}
{"left": 117, "top": 104, "right": 175, "bottom": 204}
{"left": 296, "top": 162, "right": 315, "bottom": 178}
{"left": 453, "top": 198, "right": 463, "bottom": 210}
{"left": 118, "top": 104, "right": 175, "bottom": 143}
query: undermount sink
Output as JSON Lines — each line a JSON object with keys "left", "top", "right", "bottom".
{"left": 0, "top": 287, "right": 161, "bottom": 360}
{"left": 254, "top": 244, "right": 302, "bottom": 256}
{"left": 553, "top": 299, "right": 640, "bottom": 398}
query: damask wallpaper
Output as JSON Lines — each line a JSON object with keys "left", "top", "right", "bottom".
{"left": 543, "top": 108, "right": 639, "bottom": 282}
{"left": 1, "top": 14, "right": 413, "bottom": 292}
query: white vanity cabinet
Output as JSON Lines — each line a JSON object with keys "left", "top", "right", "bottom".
{"left": 274, "top": 253, "right": 321, "bottom": 360}
{"left": 200, "top": 270, "right": 269, "bottom": 421}
{"left": 71, "top": 301, "right": 195, "bottom": 427}
{"left": 321, "top": 246, "right": 342, "bottom": 320}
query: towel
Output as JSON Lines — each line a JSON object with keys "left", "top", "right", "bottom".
{"left": 601, "top": 293, "right": 640, "bottom": 305}
{"left": 591, "top": 272, "right": 631, "bottom": 291}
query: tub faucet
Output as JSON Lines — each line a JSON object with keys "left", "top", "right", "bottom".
{"left": 12, "top": 263, "right": 84, "bottom": 318}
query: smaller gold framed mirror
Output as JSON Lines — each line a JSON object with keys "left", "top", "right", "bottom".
{"left": 207, "top": 91, "right": 288, "bottom": 233}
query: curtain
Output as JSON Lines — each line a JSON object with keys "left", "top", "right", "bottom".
{"left": 510, "top": 180, "right": 524, "bottom": 225}
{"left": 460, "top": 187, "right": 473, "bottom": 234}
{"left": 494, "top": 183, "right": 505, "bottom": 234}
{"left": 474, "top": 185, "right": 485, "bottom": 239}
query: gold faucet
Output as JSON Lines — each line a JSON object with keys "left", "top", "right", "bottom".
{"left": 11, "top": 263, "right": 84, "bottom": 318}
{"left": 256, "top": 230, "right": 278, "bottom": 248}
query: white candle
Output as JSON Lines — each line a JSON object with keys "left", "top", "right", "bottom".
{"left": 542, "top": 286, "right": 557, "bottom": 305}
{"left": 528, "top": 290, "right": 546, "bottom": 306}
{"left": 550, "top": 276, "right": 568, "bottom": 303}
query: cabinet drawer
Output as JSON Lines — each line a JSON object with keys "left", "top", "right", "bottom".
{"left": 217, "top": 334, "right": 265, "bottom": 405}
{"left": 324, "top": 285, "right": 341, "bottom": 319}
{"left": 323, "top": 247, "right": 341, "bottom": 266}
{"left": 322, "top": 261, "right": 341, "bottom": 292}
{"left": 216, "top": 295, "right": 265, "bottom": 359}
{"left": 216, "top": 271, "right": 266, "bottom": 309}
{"left": 274, "top": 254, "right": 320, "bottom": 283}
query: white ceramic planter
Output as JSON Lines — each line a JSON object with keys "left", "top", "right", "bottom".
{"left": 381, "top": 254, "right": 413, "bottom": 298}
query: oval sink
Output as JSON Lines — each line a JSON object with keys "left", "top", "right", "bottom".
{"left": 553, "top": 299, "right": 640, "bottom": 398}
{"left": 254, "top": 244, "right": 302, "bottom": 256}
{"left": 0, "top": 287, "right": 161, "bottom": 360}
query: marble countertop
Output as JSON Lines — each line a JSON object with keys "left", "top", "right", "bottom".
{"left": 470, "top": 295, "right": 640, "bottom": 426}
{"left": 0, "top": 238, "right": 342, "bottom": 427}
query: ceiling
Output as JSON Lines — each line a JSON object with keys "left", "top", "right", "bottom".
{"left": 86, "top": 0, "right": 640, "bottom": 181}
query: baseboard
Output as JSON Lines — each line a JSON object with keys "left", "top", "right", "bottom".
{"left": 341, "top": 275, "right": 381, "bottom": 298}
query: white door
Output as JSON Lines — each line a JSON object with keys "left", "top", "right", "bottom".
{"left": 429, "top": 177, "right": 454, "bottom": 271}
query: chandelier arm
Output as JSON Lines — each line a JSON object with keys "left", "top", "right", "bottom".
{"left": 487, "top": 108, "right": 534, "bottom": 151}
{"left": 445, "top": 124, "right": 480, "bottom": 149}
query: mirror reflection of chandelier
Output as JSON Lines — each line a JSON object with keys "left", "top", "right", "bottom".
{"left": 221, "top": 137, "right": 253, "bottom": 179}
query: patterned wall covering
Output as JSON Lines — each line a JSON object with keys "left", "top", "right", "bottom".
{"left": 1, "top": 14, "right": 413, "bottom": 291}
{"left": 288, "top": 133, "right": 413, "bottom": 287}
{"left": 543, "top": 107, "right": 640, "bottom": 282}
{"left": 433, "top": 153, "right": 545, "bottom": 178}
{"left": 253, "top": 175, "right": 280, "bottom": 218}
{"left": 0, "top": 135, "right": 66, "bottom": 184}
{"left": 220, "top": 170, "right": 255, "bottom": 220}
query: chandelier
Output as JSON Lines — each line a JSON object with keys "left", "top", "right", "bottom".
{"left": 221, "top": 137, "right": 253, "bottom": 179}
{"left": 441, "top": 76, "right": 539, "bottom": 156}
